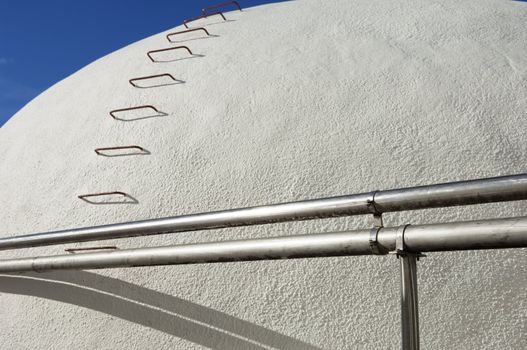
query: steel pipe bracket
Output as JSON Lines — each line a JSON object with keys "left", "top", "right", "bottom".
{"left": 393, "top": 224, "right": 426, "bottom": 259}
{"left": 367, "top": 190, "right": 384, "bottom": 227}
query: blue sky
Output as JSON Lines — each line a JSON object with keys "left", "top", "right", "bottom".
{"left": 0, "top": 0, "right": 282, "bottom": 127}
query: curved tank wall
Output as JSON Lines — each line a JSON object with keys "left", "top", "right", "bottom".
{"left": 1, "top": 0, "right": 526, "bottom": 349}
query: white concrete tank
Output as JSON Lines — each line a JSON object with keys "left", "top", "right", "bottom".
{"left": 1, "top": 0, "right": 526, "bottom": 349}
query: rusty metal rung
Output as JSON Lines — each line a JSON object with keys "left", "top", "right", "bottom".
{"left": 109, "top": 105, "right": 161, "bottom": 119}
{"left": 129, "top": 74, "right": 179, "bottom": 88}
{"left": 95, "top": 145, "right": 146, "bottom": 155}
{"left": 147, "top": 46, "right": 193, "bottom": 62}
{"left": 183, "top": 12, "right": 227, "bottom": 28}
{"left": 78, "top": 192, "right": 128, "bottom": 200}
{"left": 166, "top": 28, "right": 211, "bottom": 42}
{"left": 65, "top": 246, "right": 118, "bottom": 254}
{"left": 78, "top": 192, "right": 137, "bottom": 205}
{"left": 202, "top": 1, "right": 242, "bottom": 14}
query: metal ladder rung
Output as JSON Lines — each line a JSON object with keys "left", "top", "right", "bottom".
{"left": 183, "top": 12, "right": 227, "bottom": 28}
{"left": 166, "top": 28, "right": 211, "bottom": 42}
{"left": 147, "top": 46, "right": 193, "bottom": 62}
{"left": 128, "top": 73, "right": 182, "bottom": 88}
{"left": 202, "top": 1, "right": 242, "bottom": 14}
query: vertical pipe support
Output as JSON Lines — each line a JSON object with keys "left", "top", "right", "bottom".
{"left": 395, "top": 225, "right": 422, "bottom": 350}
{"left": 399, "top": 253, "right": 420, "bottom": 350}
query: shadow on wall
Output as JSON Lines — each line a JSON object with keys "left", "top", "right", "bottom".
{"left": 77, "top": 192, "right": 139, "bottom": 205}
{"left": 0, "top": 271, "right": 321, "bottom": 350}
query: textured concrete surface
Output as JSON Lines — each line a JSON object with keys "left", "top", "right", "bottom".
{"left": 1, "top": 0, "right": 526, "bottom": 348}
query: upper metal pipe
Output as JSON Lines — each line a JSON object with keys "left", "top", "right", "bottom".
{"left": 0, "top": 216, "right": 525, "bottom": 273}
{"left": 1, "top": 173, "right": 526, "bottom": 250}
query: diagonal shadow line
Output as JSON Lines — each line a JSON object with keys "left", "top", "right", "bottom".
{"left": 113, "top": 111, "right": 169, "bottom": 122}
{"left": 0, "top": 271, "right": 321, "bottom": 350}
{"left": 132, "top": 80, "right": 185, "bottom": 89}
{"left": 151, "top": 54, "right": 205, "bottom": 63}
{"left": 79, "top": 194, "right": 139, "bottom": 205}
{"left": 187, "top": 19, "right": 236, "bottom": 28}
{"left": 167, "top": 35, "right": 219, "bottom": 44}
{"left": 97, "top": 150, "right": 151, "bottom": 158}
{"left": 0, "top": 275, "right": 259, "bottom": 349}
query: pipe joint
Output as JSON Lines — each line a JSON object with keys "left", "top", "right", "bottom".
{"left": 369, "top": 227, "right": 384, "bottom": 255}
{"left": 366, "top": 191, "right": 381, "bottom": 214}
{"left": 394, "top": 224, "right": 425, "bottom": 259}
{"left": 367, "top": 191, "right": 384, "bottom": 228}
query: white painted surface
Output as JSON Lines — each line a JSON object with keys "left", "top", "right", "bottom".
{"left": 1, "top": 0, "right": 526, "bottom": 348}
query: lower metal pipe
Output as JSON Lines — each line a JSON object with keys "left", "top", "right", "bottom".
{"left": 0, "top": 216, "right": 525, "bottom": 273}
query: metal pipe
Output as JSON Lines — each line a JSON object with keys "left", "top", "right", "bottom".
{"left": 0, "top": 231, "right": 371, "bottom": 272}
{"left": 1, "top": 174, "right": 526, "bottom": 250}
{"left": 0, "top": 216, "right": 525, "bottom": 273}
{"left": 403, "top": 215, "right": 527, "bottom": 252}
{"left": 399, "top": 254, "right": 420, "bottom": 350}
